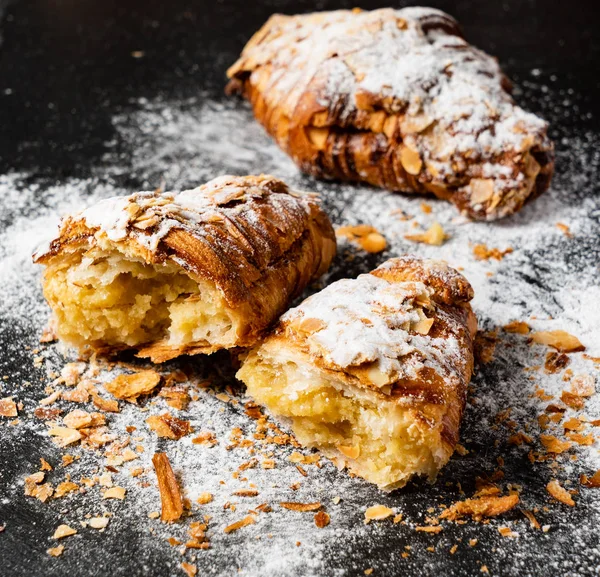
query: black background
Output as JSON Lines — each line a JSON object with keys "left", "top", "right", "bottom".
{"left": 1, "top": 1, "right": 599, "bottom": 576}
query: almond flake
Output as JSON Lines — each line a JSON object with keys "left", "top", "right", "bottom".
{"left": 181, "top": 562, "right": 197, "bottom": 577}
{"left": 54, "top": 481, "right": 79, "bottom": 499}
{"left": 580, "top": 470, "right": 600, "bottom": 488}
{"left": 224, "top": 514, "right": 256, "bottom": 534}
{"left": 440, "top": 494, "right": 519, "bottom": 521}
{"left": 197, "top": 492, "right": 213, "bottom": 505}
{"left": 531, "top": 331, "right": 585, "bottom": 353}
{"left": 540, "top": 434, "right": 572, "bottom": 454}
{"left": 152, "top": 452, "right": 183, "bottom": 522}
{"left": 314, "top": 511, "right": 330, "bottom": 528}
{"left": 48, "top": 427, "right": 82, "bottom": 447}
{"left": 89, "top": 517, "right": 109, "bottom": 529}
{"left": 53, "top": 524, "right": 77, "bottom": 539}
{"left": 415, "top": 526, "right": 442, "bottom": 533}
{"left": 103, "top": 486, "right": 126, "bottom": 500}
{"left": 105, "top": 370, "right": 161, "bottom": 402}
{"left": 47, "top": 545, "right": 64, "bottom": 557}
{"left": 0, "top": 397, "right": 18, "bottom": 417}
{"left": 546, "top": 479, "right": 575, "bottom": 506}
{"left": 503, "top": 321, "right": 530, "bottom": 334}
{"left": 364, "top": 505, "right": 394, "bottom": 523}
{"left": 146, "top": 413, "right": 192, "bottom": 440}
{"left": 405, "top": 222, "right": 448, "bottom": 246}
{"left": 280, "top": 502, "right": 322, "bottom": 512}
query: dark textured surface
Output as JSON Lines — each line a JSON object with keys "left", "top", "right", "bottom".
{"left": 1, "top": 1, "right": 600, "bottom": 576}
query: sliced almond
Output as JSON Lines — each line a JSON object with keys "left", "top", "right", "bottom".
{"left": 53, "top": 524, "right": 77, "bottom": 539}
{"left": 400, "top": 146, "right": 423, "bottom": 175}
{"left": 105, "top": 370, "right": 161, "bottom": 402}
{"left": 546, "top": 479, "right": 575, "bottom": 506}
{"left": 306, "top": 126, "right": 329, "bottom": 150}
{"left": 280, "top": 502, "right": 322, "bottom": 512}
{"left": 531, "top": 331, "right": 585, "bottom": 353}
{"left": 0, "top": 397, "right": 18, "bottom": 417}
{"left": 152, "top": 452, "right": 183, "bottom": 522}
{"left": 364, "top": 505, "right": 394, "bottom": 523}
{"left": 470, "top": 179, "right": 495, "bottom": 204}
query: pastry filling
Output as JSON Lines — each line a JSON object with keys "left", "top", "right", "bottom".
{"left": 238, "top": 351, "right": 448, "bottom": 490}
{"left": 43, "top": 249, "right": 236, "bottom": 351}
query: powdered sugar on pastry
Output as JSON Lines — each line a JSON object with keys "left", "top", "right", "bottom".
{"left": 228, "top": 7, "right": 554, "bottom": 220}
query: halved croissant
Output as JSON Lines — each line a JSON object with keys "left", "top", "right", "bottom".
{"left": 227, "top": 7, "right": 554, "bottom": 220}
{"left": 34, "top": 175, "right": 336, "bottom": 362}
{"left": 237, "top": 256, "right": 477, "bottom": 490}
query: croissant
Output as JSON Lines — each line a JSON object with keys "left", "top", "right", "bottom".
{"left": 227, "top": 7, "right": 554, "bottom": 221}
{"left": 34, "top": 175, "right": 336, "bottom": 362}
{"left": 237, "top": 256, "right": 477, "bottom": 490}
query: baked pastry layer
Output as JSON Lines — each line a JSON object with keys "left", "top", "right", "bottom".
{"left": 227, "top": 7, "right": 554, "bottom": 220}
{"left": 34, "top": 175, "right": 336, "bottom": 362}
{"left": 237, "top": 256, "right": 477, "bottom": 490}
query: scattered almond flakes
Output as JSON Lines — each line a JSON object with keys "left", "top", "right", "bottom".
{"left": 105, "top": 370, "right": 161, "bottom": 402}
{"left": 498, "top": 526, "right": 518, "bottom": 538}
{"left": 224, "top": 514, "right": 256, "bottom": 534}
{"left": 40, "top": 458, "right": 53, "bottom": 471}
{"left": 503, "top": 321, "right": 530, "bottom": 334}
{"left": 280, "top": 502, "right": 322, "bottom": 512}
{"left": 440, "top": 494, "right": 519, "bottom": 521}
{"left": 521, "top": 509, "right": 541, "bottom": 529}
{"left": 560, "top": 390, "right": 585, "bottom": 410}
{"left": 92, "top": 394, "right": 120, "bottom": 413}
{"left": 146, "top": 413, "right": 192, "bottom": 440}
{"left": 0, "top": 397, "right": 18, "bottom": 417}
{"left": 473, "top": 244, "right": 513, "bottom": 261}
{"left": 364, "top": 505, "right": 394, "bottom": 523}
{"left": 540, "top": 434, "right": 572, "bottom": 454}
{"left": 469, "top": 538, "right": 478, "bottom": 547}
{"left": 546, "top": 479, "right": 575, "bottom": 506}
{"left": 415, "top": 526, "right": 443, "bottom": 534}
{"left": 233, "top": 489, "right": 258, "bottom": 497}
{"left": 48, "top": 426, "right": 82, "bottom": 447}
{"left": 449, "top": 544, "right": 458, "bottom": 555}
{"left": 531, "top": 331, "right": 585, "bottom": 353}
{"left": 566, "top": 432, "right": 594, "bottom": 445}
{"left": 581, "top": 471, "right": 600, "bottom": 488}
{"left": 47, "top": 545, "right": 64, "bottom": 557}
{"left": 405, "top": 222, "right": 448, "bottom": 246}
{"left": 54, "top": 481, "right": 79, "bottom": 499}
{"left": 336, "top": 225, "right": 387, "bottom": 254}
{"left": 197, "top": 492, "right": 213, "bottom": 505}
{"left": 191, "top": 431, "right": 218, "bottom": 446}
{"left": 288, "top": 452, "right": 320, "bottom": 465}
{"left": 152, "top": 452, "right": 183, "bottom": 522}
{"left": 556, "top": 222, "right": 572, "bottom": 237}
{"left": 181, "top": 562, "right": 197, "bottom": 577}
{"left": 34, "top": 407, "right": 62, "bottom": 420}
{"left": 544, "top": 352, "right": 570, "bottom": 374}
{"left": 24, "top": 471, "right": 53, "bottom": 502}
{"left": 159, "top": 385, "right": 191, "bottom": 411}
{"left": 314, "top": 511, "right": 330, "bottom": 528}
{"left": 89, "top": 517, "right": 109, "bottom": 530}
{"left": 569, "top": 374, "right": 596, "bottom": 397}
{"left": 103, "top": 487, "right": 126, "bottom": 500}
{"left": 53, "top": 524, "right": 77, "bottom": 539}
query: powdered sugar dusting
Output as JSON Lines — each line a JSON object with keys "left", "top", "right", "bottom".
{"left": 1, "top": 78, "right": 599, "bottom": 576}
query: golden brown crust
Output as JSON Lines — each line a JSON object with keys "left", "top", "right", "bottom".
{"left": 227, "top": 8, "right": 554, "bottom": 220}
{"left": 237, "top": 256, "right": 477, "bottom": 489}
{"left": 34, "top": 175, "right": 336, "bottom": 360}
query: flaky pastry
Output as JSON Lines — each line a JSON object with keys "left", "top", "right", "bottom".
{"left": 237, "top": 256, "right": 477, "bottom": 490}
{"left": 34, "top": 175, "right": 336, "bottom": 362}
{"left": 227, "top": 7, "right": 554, "bottom": 220}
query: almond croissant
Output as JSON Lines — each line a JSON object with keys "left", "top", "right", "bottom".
{"left": 34, "top": 175, "right": 336, "bottom": 362}
{"left": 227, "top": 7, "right": 554, "bottom": 220}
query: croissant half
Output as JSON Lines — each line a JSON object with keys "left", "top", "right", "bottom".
{"left": 34, "top": 175, "right": 336, "bottom": 362}
{"left": 237, "top": 256, "right": 477, "bottom": 490}
{"left": 227, "top": 7, "right": 554, "bottom": 220}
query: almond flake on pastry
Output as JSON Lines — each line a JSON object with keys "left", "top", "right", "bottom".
{"left": 33, "top": 175, "right": 336, "bottom": 362}
{"left": 227, "top": 7, "right": 554, "bottom": 220}
{"left": 237, "top": 255, "right": 477, "bottom": 491}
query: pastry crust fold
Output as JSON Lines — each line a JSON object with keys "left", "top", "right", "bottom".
{"left": 236, "top": 256, "right": 477, "bottom": 490}
{"left": 34, "top": 175, "right": 336, "bottom": 362}
{"left": 227, "top": 7, "right": 554, "bottom": 220}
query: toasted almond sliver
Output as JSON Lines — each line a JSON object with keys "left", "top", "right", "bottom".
{"left": 580, "top": 470, "right": 600, "bottom": 488}
{"left": 314, "top": 511, "right": 330, "bottom": 528}
{"left": 546, "top": 479, "right": 575, "bottom": 506}
{"left": 197, "top": 492, "right": 213, "bottom": 505}
{"left": 280, "top": 502, "right": 322, "bottom": 512}
{"left": 416, "top": 525, "right": 443, "bottom": 533}
{"left": 146, "top": 413, "right": 192, "bottom": 440}
{"left": 503, "top": 321, "right": 530, "bottom": 334}
{"left": 0, "top": 397, "right": 18, "bottom": 417}
{"left": 47, "top": 545, "right": 64, "bottom": 557}
{"left": 181, "top": 562, "right": 197, "bottom": 577}
{"left": 405, "top": 222, "right": 448, "bottom": 246}
{"left": 224, "top": 514, "right": 256, "bottom": 534}
{"left": 152, "top": 452, "right": 183, "bottom": 522}
{"left": 53, "top": 524, "right": 77, "bottom": 539}
{"left": 364, "top": 505, "right": 394, "bottom": 522}
{"left": 569, "top": 374, "right": 596, "bottom": 397}
{"left": 439, "top": 494, "right": 519, "bottom": 521}
{"left": 232, "top": 490, "right": 259, "bottom": 497}
{"left": 62, "top": 409, "right": 93, "bottom": 429}
{"left": 54, "top": 481, "right": 79, "bottom": 499}
{"left": 48, "top": 427, "right": 82, "bottom": 447}
{"left": 531, "top": 330, "right": 585, "bottom": 353}
{"left": 105, "top": 370, "right": 161, "bottom": 401}
{"left": 103, "top": 487, "right": 126, "bottom": 500}
{"left": 540, "top": 434, "right": 572, "bottom": 454}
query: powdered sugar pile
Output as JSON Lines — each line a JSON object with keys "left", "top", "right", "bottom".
{"left": 1, "top": 79, "right": 599, "bottom": 576}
